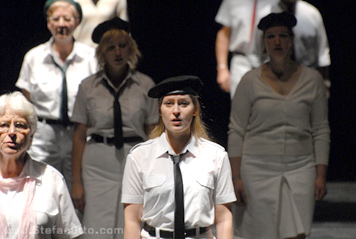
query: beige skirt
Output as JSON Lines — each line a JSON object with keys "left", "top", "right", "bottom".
{"left": 233, "top": 154, "right": 316, "bottom": 239}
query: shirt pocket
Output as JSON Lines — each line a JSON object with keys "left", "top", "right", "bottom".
{"left": 143, "top": 174, "right": 166, "bottom": 190}
{"left": 34, "top": 197, "right": 59, "bottom": 228}
{"left": 194, "top": 173, "right": 215, "bottom": 213}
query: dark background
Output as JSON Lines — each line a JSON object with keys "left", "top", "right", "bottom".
{"left": 1, "top": 0, "right": 355, "bottom": 181}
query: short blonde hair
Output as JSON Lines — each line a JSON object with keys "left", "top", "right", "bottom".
{"left": 96, "top": 29, "right": 141, "bottom": 70}
{"left": 149, "top": 95, "right": 209, "bottom": 140}
{"left": 46, "top": 1, "right": 80, "bottom": 21}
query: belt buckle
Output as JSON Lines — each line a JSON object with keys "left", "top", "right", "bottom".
{"left": 103, "top": 136, "right": 108, "bottom": 144}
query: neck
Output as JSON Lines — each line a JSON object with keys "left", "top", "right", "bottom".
{"left": 52, "top": 38, "right": 74, "bottom": 63}
{"left": 268, "top": 59, "right": 296, "bottom": 80}
{"left": 0, "top": 152, "right": 27, "bottom": 178}
{"left": 279, "top": 2, "right": 296, "bottom": 14}
{"left": 165, "top": 130, "right": 191, "bottom": 155}
{"left": 106, "top": 64, "right": 129, "bottom": 88}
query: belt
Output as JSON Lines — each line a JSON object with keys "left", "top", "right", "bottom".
{"left": 144, "top": 223, "right": 209, "bottom": 238}
{"left": 232, "top": 51, "right": 246, "bottom": 56}
{"left": 38, "top": 117, "right": 73, "bottom": 126}
{"left": 91, "top": 134, "right": 143, "bottom": 145}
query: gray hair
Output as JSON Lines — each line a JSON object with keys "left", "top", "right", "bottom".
{"left": 0, "top": 92, "right": 37, "bottom": 135}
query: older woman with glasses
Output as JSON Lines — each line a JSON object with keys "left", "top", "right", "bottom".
{"left": 0, "top": 92, "right": 82, "bottom": 239}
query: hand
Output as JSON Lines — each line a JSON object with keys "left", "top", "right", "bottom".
{"left": 233, "top": 178, "right": 247, "bottom": 206}
{"left": 314, "top": 177, "right": 327, "bottom": 201}
{"left": 217, "top": 68, "right": 231, "bottom": 93}
{"left": 71, "top": 182, "right": 85, "bottom": 214}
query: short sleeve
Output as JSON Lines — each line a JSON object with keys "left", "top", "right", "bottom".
{"left": 71, "top": 83, "right": 89, "bottom": 125}
{"left": 214, "top": 152, "right": 236, "bottom": 205}
{"left": 121, "top": 153, "right": 144, "bottom": 204}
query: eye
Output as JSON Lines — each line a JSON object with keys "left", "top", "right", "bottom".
{"left": 118, "top": 43, "right": 127, "bottom": 48}
{"left": 164, "top": 101, "right": 172, "bottom": 106}
{"left": 15, "top": 122, "right": 29, "bottom": 130}
{"left": 63, "top": 16, "right": 74, "bottom": 22}
{"left": 107, "top": 45, "right": 116, "bottom": 51}
{"left": 266, "top": 34, "right": 275, "bottom": 39}
{"left": 179, "top": 101, "right": 189, "bottom": 106}
{"left": 0, "top": 122, "right": 10, "bottom": 128}
{"left": 50, "top": 17, "right": 60, "bottom": 22}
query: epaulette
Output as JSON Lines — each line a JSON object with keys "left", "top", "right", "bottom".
{"left": 129, "top": 139, "right": 155, "bottom": 153}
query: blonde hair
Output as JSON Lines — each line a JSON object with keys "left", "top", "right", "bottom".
{"left": 0, "top": 92, "right": 37, "bottom": 135}
{"left": 96, "top": 29, "right": 141, "bottom": 70}
{"left": 46, "top": 1, "right": 79, "bottom": 20}
{"left": 149, "top": 95, "right": 210, "bottom": 140}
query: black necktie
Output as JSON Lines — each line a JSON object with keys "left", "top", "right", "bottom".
{"left": 171, "top": 154, "right": 185, "bottom": 239}
{"left": 103, "top": 79, "right": 124, "bottom": 149}
{"left": 59, "top": 63, "right": 70, "bottom": 126}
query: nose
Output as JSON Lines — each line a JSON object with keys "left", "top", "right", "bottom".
{"left": 8, "top": 123, "right": 16, "bottom": 135}
{"left": 115, "top": 46, "right": 121, "bottom": 55}
{"left": 275, "top": 36, "right": 281, "bottom": 45}
{"left": 173, "top": 104, "right": 180, "bottom": 117}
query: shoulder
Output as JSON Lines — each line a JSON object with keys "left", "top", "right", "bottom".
{"left": 31, "top": 159, "right": 65, "bottom": 182}
{"left": 23, "top": 42, "right": 48, "bottom": 60}
{"left": 296, "top": 1, "right": 324, "bottom": 20}
{"left": 131, "top": 71, "right": 156, "bottom": 88}
{"left": 74, "top": 41, "right": 96, "bottom": 55}
{"left": 79, "top": 71, "right": 104, "bottom": 88}
{"left": 129, "top": 138, "right": 157, "bottom": 154}
{"left": 196, "top": 138, "right": 227, "bottom": 157}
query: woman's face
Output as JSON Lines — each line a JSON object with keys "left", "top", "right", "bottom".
{"left": 264, "top": 26, "right": 293, "bottom": 60}
{"left": 0, "top": 110, "right": 32, "bottom": 156}
{"left": 103, "top": 35, "right": 130, "bottom": 70}
{"left": 47, "top": 5, "right": 78, "bottom": 40}
{"left": 160, "top": 94, "right": 197, "bottom": 135}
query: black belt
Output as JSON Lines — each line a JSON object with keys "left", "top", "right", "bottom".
{"left": 38, "top": 117, "right": 73, "bottom": 126}
{"left": 232, "top": 51, "right": 245, "bottom": 56}
{"left": 91, "top": 134, "right": 143, "bottom": 145}
{"left": 144, "top": 223, "right": 209, "bottom": 238}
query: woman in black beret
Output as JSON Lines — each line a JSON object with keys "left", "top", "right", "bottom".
{"left": 122, "top": 75, "right": 236, "bottom": 239}
{"left": 70, "top": 17, "right": 158, "bottom": 239}
{"left": 228, "top": 12, "right": 330, "bottom": 239}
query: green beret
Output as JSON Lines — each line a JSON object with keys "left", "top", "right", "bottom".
{"left": 92, "top": 17, "right": 130, "bottom": 44}
{"left": 258, "top": 12, "right": 297, "bottom": 31}
{"left": 44, "top": 0, "right": 83, "bottom": 23}
{"left": 148, "top": 75, "right": 203, "bottom": 98}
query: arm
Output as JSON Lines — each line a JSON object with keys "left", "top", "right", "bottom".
{"left": 124, "top": 203, "right": 143, "bottom": 239}
{"left": 229, "top": 157, "right": 247, "bottom": 206}
{"left": 21, "top": 89, "right": 31, "bottom": 102}
{"left": 316, "top": 66, "right": 330, "bottom": 98}
{"left": 315, "top": 164, "right": 327, "bottom": 200}
{"left": 216, "top": 26, "right": 231, "bottom": 93}
{"left": 215, "top": 204, "right": 233, "bottom": 239}
{"left": 71, "top": 123, "right": 88, "bottom": 214}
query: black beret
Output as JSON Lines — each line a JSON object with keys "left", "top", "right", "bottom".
{"left": 148, "top": 75, "right": 203, "bottom": 98}
{"left": 92, "top": 17, "right": 130, "bottom": 43}
{"left": 44, "top": 0, "right": 83, "bottom": 23}
{"left": 258, "top": 12, "right": 297, "bottom": 31}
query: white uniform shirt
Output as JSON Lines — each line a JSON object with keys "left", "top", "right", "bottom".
{"left": 73, "top": 0, "right": 128, "bottom": 47}
{"left": 71, "top": 69, "right": 158, "bottom": 139}
{"left": 16, "top": 38, "right": 97, "bottom": 120}
{"left": 122, "top": 133, "right": 236, "bottom": 230}
{"left": 215, "top": 0, "right": 279, "bottom": 59}
{"left": 0, "top": 158, "right": 83, "bottom": 239}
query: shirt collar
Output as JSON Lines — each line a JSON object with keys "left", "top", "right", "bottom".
{"left": 19, "top": 155, "right": 42, "bottom": 186}
{"left": 101, "top": 68, "right": 138, "bottom": 91}
{"left": 155, "top": 132, "right": 199, "bottom": 158}
{"left": 43, "top": 37, "right": 85, "bottom": 66}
